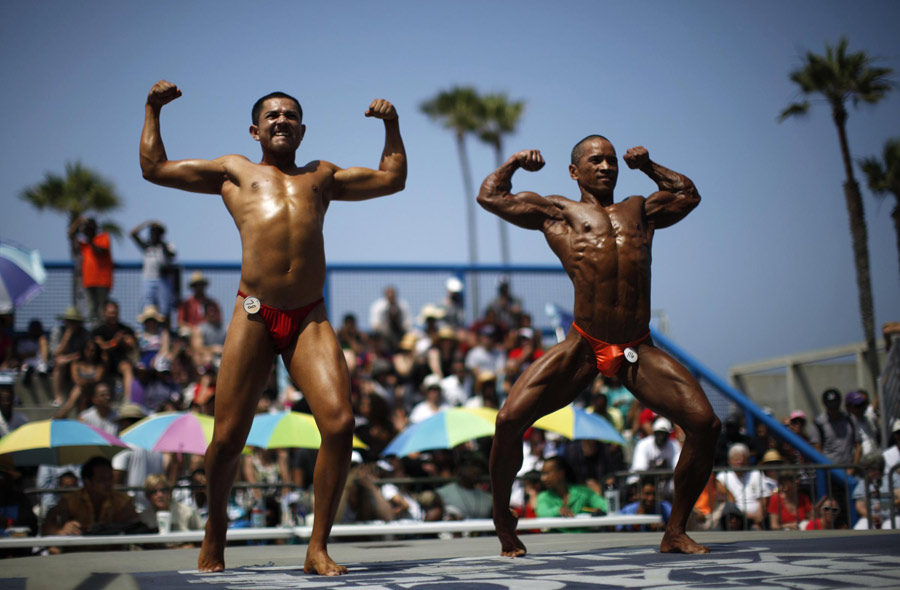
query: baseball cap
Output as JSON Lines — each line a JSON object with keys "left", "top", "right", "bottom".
{"left": 821, "top": 388, "right": 841, "bottom": 406}
{"left": 845, "top": 390, "right": 868, "bottom": 406}
{"left": 789, "top": 410, "right": 807, "bottom": 422}
{"left": 652, "top": 417, "right": 673, "bottom": 433}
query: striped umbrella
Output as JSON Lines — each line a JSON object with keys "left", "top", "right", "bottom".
{"left": 533, "top": 404, "right": 626, "bottom": 444}
{"left": 0, "top": 419, "right": 127, "bottom": 466}
{"left": 246, "top": 411, "right": 368, "bottom": 450}
{"left": 0, "top": 241, "right": 47, "bottom": 313}
{"left": 119, "top": 411, "right": 215, "bottom": 455}
{"left": 382, "top": 407, "right": 498, "bottom": 457}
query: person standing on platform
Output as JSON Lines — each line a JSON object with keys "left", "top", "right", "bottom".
{"left": 141, "top": 80, "right": 406, "bottom": 575}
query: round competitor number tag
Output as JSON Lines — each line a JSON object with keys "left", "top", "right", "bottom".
{"left": 243, "top": 296, "right": 261, "bottom": 315}
{"left": 624, "top": 347, "right": 639, "bottom": 364}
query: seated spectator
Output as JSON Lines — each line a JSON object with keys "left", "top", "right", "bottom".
{"left": 437, "top": 453, "right": 492, "bottom": 520}
{"left": 35, "top": 465, "right": 80, "bottom": 518}
{"left": 409, "top": 375, "right": 449, "bottom": 423}
{"left": 377, "top": 458, "right": 424, "bottom": 521}
{"left": 506, "top": 327, "right": 543, "bottom": 378}
{"left": 846, "top": 390, "right": 880, "bottom": 456}
{"left": 50, "top": 306, "right": 90, "bottom": 407}
{"left": 586, "top": 387, "right": 624, "bottom": 433}
{"left": 617, "top": 480, "right": 671, "bottom": 531}
{"left": 716, "top": 443, "right": 766, "bottom": 530}
{"left": 0, "top": 377, "right": 28, "bottom": 436}
{"left": 42, "top": 456, "right": 139, "bottom": 549}
{"left": 465, "top": 371, "right": 500, "bottom": 410}
{"left": 336, "top": 312, "right": 368, "bottom": 356}
{"left": 136, "top": 304, "right": 170, "bottom": 368}
{"left": 536, "top": 456, "right": 607, "bottom": 529}
{"left": 767, "top": 471, "right": 812, "bottom": 530}
{"left": 191, "top": 301, "right": 226, "bottom": 369}
{"left": 852, "top": 453, "right": 900, "bottom": 525}
{"left": 629, "top": 417, "right": 681, "bottom": 484}
{"left": 689, "top": 474, "right": 730, "bottom": 531}
{"left": 883, "top": 419, "right": 900, "bottom": 476}
{"left": 138, "top": 474, "right": 203, "bottom": 532}
{"left": 112, "top": 403, "right": 165, "bottom": 512}
{"left": 339, "top": 455, "right": 393, "bottom": 523}
{"left": 92, "top": 300, "right": 136, "bottom": 402}
{"left": 464, "top": 325, "right": 505, "bottom": 381}
{"left": 177, "top": 271, "right": 220, "bottom": 334}
{"left": 56, "top": 339, "right": 106, "bottom": 417}
{"left": 0, "top": 456, "right": 38, "bottom": 558}
{"left": 14, "top": 319, "right": 49, "bottom": 386}
{"left": 439, "top": 356, "right": 471, "bottom": 407}
{"left": 427, "top": 326, "right": 460, "bottom": 378}
{"left": 565, "top": 438, "right": 624, "bottom": 496}
{"left": 77, "top": 382, "right": 118, "bottom": 436}
{"left": 805, "top": 495, "right": 846, "bottom": 530}
{"left": 172, "top": 468, "right": 209, "bottom": 525}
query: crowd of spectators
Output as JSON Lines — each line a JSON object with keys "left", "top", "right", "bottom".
{"left": 1, "top": 266, "right": 900, "bottom": 554}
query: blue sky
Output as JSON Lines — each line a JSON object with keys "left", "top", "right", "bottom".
{"left": 2, "top": 0, "right": 899, "bottom": 378}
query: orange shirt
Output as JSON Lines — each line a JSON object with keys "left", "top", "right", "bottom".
{"left": 80, "top": 233, "right": 113, "bottom": 288}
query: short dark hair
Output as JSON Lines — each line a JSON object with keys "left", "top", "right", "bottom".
{"left": 571, "top": 134, "right": 612, "bottom": 165}
{"left": 252, "top": 92, "right": 302, "bottom": 125}
{"left": 81, "top": 456, "right": 112, "bottom": 482}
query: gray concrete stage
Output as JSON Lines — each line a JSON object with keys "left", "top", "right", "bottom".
{"left": 3, "top": 530, "right": 899, "bottom": 589}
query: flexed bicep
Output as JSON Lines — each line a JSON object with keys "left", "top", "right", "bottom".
{"left": 143, "top": 156, "right": 233, "bottom": 195}
{"left": 477, "top": 149, "right": 562, "bottom": 230}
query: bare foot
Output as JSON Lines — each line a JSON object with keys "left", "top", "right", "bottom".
{"left": 495, "top": 509, "right": 527, "bottom": 557}
{"left": 660, "top": 530, "right": 709, "bottom": 554}
{"left": 304, "top": 547, "right": 348, "bottom": 576}
{"left": 197, "top": 521, "right": 226, "bottom": 572}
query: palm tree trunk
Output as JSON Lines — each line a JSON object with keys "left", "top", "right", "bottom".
{"left": 455, "top": 131, "right": 480, "bottom": 313}
{"left": 834, "top": 115, "right": 880, "bottom": 384}
{"left": 493, "top": 141, "right": 511, "bottom": 267}
{"left": 68, "top": 213, "right": 80, "bottom": 307}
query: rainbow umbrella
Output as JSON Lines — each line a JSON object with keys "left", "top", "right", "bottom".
{"left": 246, "top": 411, "right": 367, "bottom": 450}
{"left": 0, "top": 240, "right": 47, "bottom": 313}
{"left": 382, "top": 407, "right": 498, "bottom": 457}
{"left": 119, "top": 411, "right": 215, "bottom": 455}
{"left": 533, "top": 405, "right": 626, "bottom": 444}
{"left": 0, "top": 419, "right": 127, "bottom": 466}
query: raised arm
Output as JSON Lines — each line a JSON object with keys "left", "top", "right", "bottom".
{"left": 624, "top": 146, "right": 700, "bottom": 230}
{"left": 140, "top": 80, "right": 232, "bottom": 194}
{"left": 332, "top": 99, "right": 407, "bottom": 201}
{"left": 477, "top": 150, "right": 563, "bottom": 231}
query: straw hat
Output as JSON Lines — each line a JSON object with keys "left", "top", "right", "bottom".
{"left": 57, "top": 306, "right": 85, "bottom": 322}
{"left": 137, "top": 304, "right": 165, "bottom": 323}
{"left": 117, "top": 403, "right": 147, "bottom": 421}
{"left": 188, "top": 271, "right": 209, "bottom": 287}
{"left": 760, "top": 449, "right": 784, "bottom": 464}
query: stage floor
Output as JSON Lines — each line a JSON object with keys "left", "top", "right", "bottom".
{"left": 4, "top": 530, "right": 899, "bottom": 589}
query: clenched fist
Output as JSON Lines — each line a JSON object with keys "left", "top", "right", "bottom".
{"left": 365, "top": 99, "right": 397, "bottom": 120}
{"left": 147, "top": 80, "right": 182, "bottom": 108}
{"left": 513, "top": 149, "right": 545, "bottom": 172}
{"left": 623, "top": 146, "right": 649, "bottom": 170}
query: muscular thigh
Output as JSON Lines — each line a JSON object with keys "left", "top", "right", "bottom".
{"left": 620, "top": 343, "right": 713, "bottom": 431}
{"left": 503, "top": 333, "right": 597, "bottom": 427}
{"left": 282, "top": 305, "right": 351, "bottom": 420}
{"left": 214, "top": 300, "right": 277, "bottom": 427}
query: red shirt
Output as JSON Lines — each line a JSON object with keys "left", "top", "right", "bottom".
{"left": 80, "top": 233, "right": 113, "bottom": 288}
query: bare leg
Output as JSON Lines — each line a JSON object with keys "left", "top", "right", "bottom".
{"left": 283, "top": 307, "right": 354, "bottom": 576}
{"left": 198, "top": 304, "right": 275, "bottom": 573}
{"left": 491, "top": 333, "right": 596, "bottom": 557}
{"left": 620, "top": 344, "right": 721, "bottom": 554}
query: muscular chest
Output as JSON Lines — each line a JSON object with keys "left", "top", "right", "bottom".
{"left": 230, "top": 165, "right": 331, "bottom": 226}
{"left": 551, "top": 199, "right": 649, "bottom": 253}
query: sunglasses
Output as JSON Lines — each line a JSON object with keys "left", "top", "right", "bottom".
{"left": 822, "top": 506, "right": 840, "bottom": 513}
{"left": 149, "top": 488, "right": 170, "bottom": 496}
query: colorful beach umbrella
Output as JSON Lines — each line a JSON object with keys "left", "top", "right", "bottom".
{"left": 246, "top": 411, "right": 367, "bottom": 450}
{"left": 533, "top": 405, "right": 626, "bottom": 444}
{"left": 0, "top": 419, "right": 127, "bottom": 466}
{"left": 119, "top": 411, "right": 215, "bottom": 455}
{"left": 0, "top": 241, "right": 47, "bottom": 313}
{"left": 382, "top": 407, "right": 498, "bottom": 457}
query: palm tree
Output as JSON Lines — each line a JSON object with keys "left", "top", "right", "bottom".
{"left": 779, "top": 37, "right": 893, "bottom": 386}
{"left": 20, "top": 161, "right": 122, "bottom": 304}
{"left": 477, "top": 93, "right": 525, "bottom": 267}
{"left": 860, "top": 138, "right": 900, "bottom": 285}
{"left": 421, "top": 86, "right": 484, "bottom": 310}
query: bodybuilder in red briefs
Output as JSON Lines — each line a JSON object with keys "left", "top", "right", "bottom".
{"left": 478, "top": 136, "right": 720, "bottom": 556}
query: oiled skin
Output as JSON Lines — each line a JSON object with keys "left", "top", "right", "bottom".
{"left": 478, "top": 139, "right": 721, "bottom": 557}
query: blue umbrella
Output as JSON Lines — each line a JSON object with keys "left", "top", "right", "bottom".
{"left": 382, "top": 407, "right": 498, "bottom": 457}
{"left": 533, "top": 405, "right": 626, "bottom": 444}
{"left": 0, "top": 241, "right": 46, "bottom": 313}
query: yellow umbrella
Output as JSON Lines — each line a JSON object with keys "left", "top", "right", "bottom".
{"left": 246, "top": 411, "right": 367, "bottom": 449}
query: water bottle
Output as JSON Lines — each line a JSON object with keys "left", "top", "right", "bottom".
{"left": 251, "top": 499, "right": 265, "bottom": 528}
{"left": 604, "top": 484, "right": 619, "bottom": 515}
